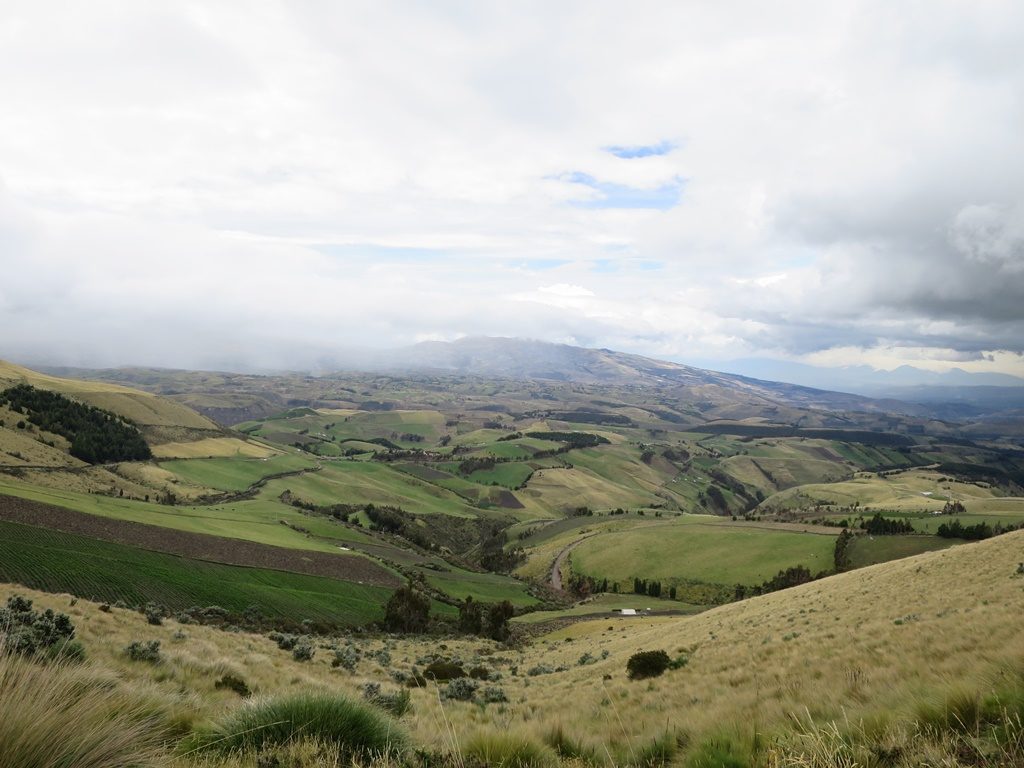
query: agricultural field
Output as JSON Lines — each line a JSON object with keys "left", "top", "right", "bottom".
{"left": 567, "top": 516, "right": 839, "bottom": 589}
{"left": 159, "top": 451, "right": 317, "bottom": 492}
{"left": 0, "top": 520, "right": 394, "bottom": 626}
{"left": 845, "top": 533, "right": 957, "bottom": 568}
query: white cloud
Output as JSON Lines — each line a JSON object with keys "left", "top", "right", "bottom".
{"left": 0, "top": 1, "right": 1023, "bottom": 374}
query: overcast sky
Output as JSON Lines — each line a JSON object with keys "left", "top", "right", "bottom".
{"left": 2, "top": 1, "right": 1023, "bottom": 375}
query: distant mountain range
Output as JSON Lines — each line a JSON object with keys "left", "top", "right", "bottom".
{"left": 343, "top": 337, "right": 1024, "bottom": 420}
{"left": 32, "top": 336, "right": 1024, "bottom": 431}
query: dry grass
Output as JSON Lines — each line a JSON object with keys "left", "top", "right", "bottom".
{"left": 1, "top": 529, "right": 1023, "bottom": 766}
{"left": 0, "top": 645, "right": 167, "bottom": 768}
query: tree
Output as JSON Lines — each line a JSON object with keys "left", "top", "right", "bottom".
{"left": 382, "top": 582, "right": 430, "bottom": 633}
{"left": 458, "top": 596, "right": 483, "bottom": 635}
{"left": 485, "top": 601, "right": 515, "bottom": 641}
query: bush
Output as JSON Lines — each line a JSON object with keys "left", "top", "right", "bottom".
{"left": 214, "top": 674, "right": 251, "bottom": 698}
{"left": 626, "top": 650, "right": 671, "bottom": 680}
{"left": 424, "top": 660, "right": 466, "bottom": 681}
{"left": 331, "top": 645, "right": 359, "bottom": 671}
{"left": 124, "top": 640, "right": 161, "bottom": 664}
{"left": 292, "top": 639, "right": 315, "bottom": 662}
{"left": 442, "top": 678, "right": 480, "bottom": 701}
{"left": 382, "top": 583, "right": 430, "bottom": 633}
{"left": 185, "top": 691, "right": 407, "bottom": 757}
{"left": 0, "top": 595, "right": 82, "bottom": 661}
{"left": 469, "top": 665, "right": 491, "bottom": 680}
{"left": 482, "top": 686, "right": 509, "bottom": 704}
{"left": 463, "top": 733, "right": 555, "bottom": 768}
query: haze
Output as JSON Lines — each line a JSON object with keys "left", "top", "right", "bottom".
{"left": 2, "top": 2, "right": 1023, "bottom": 376}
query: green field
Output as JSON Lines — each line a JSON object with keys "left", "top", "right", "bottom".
{"left": 160, "top": 452, "right": 317, "bottom": 492}
{"left": 845, "top": 534, "right": 957, "bottom": 569}
{"left": 467, "top": 461, "right": 534, "bottom": 488}
{"left": 0, "top": 478, "right": 373, "bottom": 551}
{"left": 0, "top": 520, "right": 391, "bottom": 626}
{"left": 512, "top": 593, "right": 704, "bottom": 624}
{"left": 423, "top": 566, "right": 539, "bottom": 607}
{"left": 258, "top": 461, "right": 479, "bottom": 517}
{"left": 569, "top": 518, "right": 838, "bottom": 587}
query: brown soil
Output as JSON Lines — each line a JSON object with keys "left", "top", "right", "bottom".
{"left": 0, "top": 494, "right": 401, "bottom": 588}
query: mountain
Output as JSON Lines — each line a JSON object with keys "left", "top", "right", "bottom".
{"left": 692, "top": 357, "right": 1024, "bottom": 414}
{"left": 345, "top": 336, "right": 927, "bottom": 416}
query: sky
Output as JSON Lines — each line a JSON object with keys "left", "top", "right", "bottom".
{"left": 1, "top": 1, "right": 1023, "bottom": 376}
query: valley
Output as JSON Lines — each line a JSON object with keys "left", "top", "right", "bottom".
{"left": 1, "top": 340, "right": 1023, "bottom": 766}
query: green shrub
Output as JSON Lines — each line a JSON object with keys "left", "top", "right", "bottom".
{"left": 463, "top": 733, "right": 555, "bottom": 768}
{"left": 626, "top": 650, "right": 670, "bottom": 680}
{"left": 382, "top": 583, "right": 430, "bottom": 633}
{"left": 442, "top": 678, "right": 479, "bottom": 701}
{"left": 332, "top": 645, "right": 359, "bottom": 671}
{"left": 124, "top": 640, "right": 161, "bottom": 664}
{"left": 214, "top": 674, "right": 251, "bottom": 698}
{"left": 469, "top": 665, "right": 491, "bottom": 680}
{"left": 424, "top": 659, "right": 466, "bottom": 681}
{"left": 0, "top": 595, "right": 82, "bottom": 661}
{"left": 482, "top": 686, "right": 509, "bottom": 704}
{"left": 185, "top": 691, "right": 407, "bottom": 757}
{"left": 292, "top": 639, "right": 315, "bottom": 662}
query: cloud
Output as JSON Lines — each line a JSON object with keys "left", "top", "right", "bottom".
{"left": 0, "top": 1, "right": 1022, "bottom": 376}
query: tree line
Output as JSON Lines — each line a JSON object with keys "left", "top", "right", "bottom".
{"left": 1, "top": 384, "right": 151, "bottom": 464}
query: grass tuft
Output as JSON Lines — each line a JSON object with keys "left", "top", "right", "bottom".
{"left": 463, "top": 732, "right": 556, "bottom": 768}
{"left": 0, "top": 644, "right": 164, "bottom": 768}
{"left": 184, "top": 690, "right": 407, "bottom": 758}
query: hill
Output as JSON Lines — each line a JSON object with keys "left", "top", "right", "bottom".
{"left": 2, "top": 529, "right": 1021, "bottom": 766}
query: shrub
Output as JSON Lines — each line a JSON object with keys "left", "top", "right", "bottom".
{"left": 143, "top": 602, "right": 166, "bottom": 626}
{"left": 292, "top": 639, "right": 315, "bottom": 662}
{"left": 442, "top": 678, "right": 479, "bottom": 701}
{"left": 124, "top": 640, "right": 162, "bottom": 664}
{"left": 382, "top": 583, "right": 430, "bottom": 633}
{"left": 0, "top": 595, "right": 82, "bottom": 661}
{"left": 469, "top": 665, "right": 491, "bottom": 680}
{"left": 424, "top": 660, "right": 466, "bottom": 681}
{"left": 332, "top": 645, "right": 359, "bottom": 671}
{"left": 626, "top": 650, "right": 671, "bottom": 680}
{"left": 214, "top": 674, "right": 252, "bottom": 698}
{"left": 482, "top": 686, "right": 509, "bottom": 704}
{"left": 269, "top": 632, "right": 298, "bottom": 651}
{"left": 185, "top": 691, "right": 407, "bottom": 757}
{"left": 669, "top": 654, "right": 689, "bottom": 670}
{"left": 0, "top": 650, "right": 164, "bottom": 767}
{"left": 463, "top": 733, "right": 555, "bottom": 768}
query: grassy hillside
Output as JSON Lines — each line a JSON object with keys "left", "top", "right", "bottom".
{"left": 0, "top": 359, "right": 217, "bottom": 431}
{"left": 2, "top": 530, "right": 1022, "bottom": 766}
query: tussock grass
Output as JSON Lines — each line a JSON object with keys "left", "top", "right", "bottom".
{"left": 0, "top": 646, "right": 164, "bottom": 768}
{"left": 185, "top": 690, "right": 407, "bottom": 758}
{"left": 462, "top": 732, "right": 557, "bottom": 768}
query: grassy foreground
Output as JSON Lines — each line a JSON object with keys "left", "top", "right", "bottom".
{"left": 2, "top": 530, "right": 1023, "bottom": 766}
